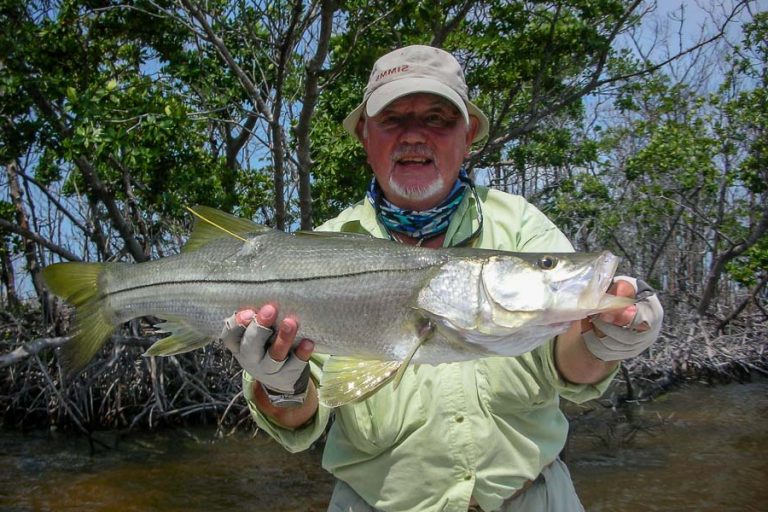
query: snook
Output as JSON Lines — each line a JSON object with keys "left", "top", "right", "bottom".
{"left": 43, "top": 207, "right": 632, "bottom": 406}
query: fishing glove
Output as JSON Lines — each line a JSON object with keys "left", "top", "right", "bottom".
{"left": 220, "top": 313, "right": 310, "bottom": 407}
{"left": 584, "top": 276, "right": 664, "bottom": 361}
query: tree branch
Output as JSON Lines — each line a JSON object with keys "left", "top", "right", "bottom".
{"left": 0, "top": 218, "right": 82, "bottom": 262}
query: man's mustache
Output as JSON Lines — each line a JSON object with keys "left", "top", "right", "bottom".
{"left": 391, "top": 145, "right": 436, "bottom": 162}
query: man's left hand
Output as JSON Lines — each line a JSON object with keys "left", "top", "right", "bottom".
{"left": 583, "top": 276, "right": 664, "bottom": 361}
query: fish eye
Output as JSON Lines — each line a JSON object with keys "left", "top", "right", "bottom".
{"left": 537, "top": 255, "right": 558, "bottom": 270}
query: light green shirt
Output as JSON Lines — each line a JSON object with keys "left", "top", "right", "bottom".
{"left": 244, "top": 186, "right": 616, "bottom": 512}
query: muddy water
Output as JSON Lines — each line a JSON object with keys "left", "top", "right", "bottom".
{"left": 1, "top": 380, "right": 766, "bottom": 511}
{"left": 569, "top": 379, "right": 768, "bottom": 511}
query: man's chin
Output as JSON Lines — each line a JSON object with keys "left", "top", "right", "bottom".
{"left": 387, "top": 178, "right": 446, "bottom": 205}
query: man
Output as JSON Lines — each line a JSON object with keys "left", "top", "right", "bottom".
{"left": 220, "top": 45, "right": 663, "bottom": 512}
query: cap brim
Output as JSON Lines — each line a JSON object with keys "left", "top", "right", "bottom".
{"left": 365, "top": 78, "right": 468, "bottom": 123}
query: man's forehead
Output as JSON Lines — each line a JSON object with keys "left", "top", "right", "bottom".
{"left": 379, "top": 93, "right": 461, "bottom": 114}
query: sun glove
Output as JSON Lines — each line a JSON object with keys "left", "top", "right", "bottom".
{"left": 220, "top": 313, "right": 310, "bottom": 405}
{"left": 584, "top": 276, "right": 664, "bottom": 361}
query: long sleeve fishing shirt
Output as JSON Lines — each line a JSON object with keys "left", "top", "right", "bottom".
{"left": 243, "top": 186, "right": 617, "bottom": 512}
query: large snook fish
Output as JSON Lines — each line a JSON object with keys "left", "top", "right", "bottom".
{"left": 43, "top": 207, "right": 632, "bottom": 406}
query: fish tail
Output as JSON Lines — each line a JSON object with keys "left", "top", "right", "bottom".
{"left": 42, "top": 262, "right": 116, "bottom": 376}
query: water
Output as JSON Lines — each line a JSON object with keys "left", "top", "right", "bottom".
{"left": 569, "top": 379, "right": 768, "bottom": 512}
{"left": 1, "top": 380, "right": 766, "bottom": 511}
{"left": 0, "top": 429, "right": 333, "bottom": 511}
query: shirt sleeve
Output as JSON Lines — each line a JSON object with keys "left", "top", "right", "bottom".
{"left": 533, "top": 339, "right": 619, "bottom": 404}
{"left": 515, "top": 198, "right": 574, "bottom": 253}
{"left": 242, "top": 357, "right": 332, "bottom": 453}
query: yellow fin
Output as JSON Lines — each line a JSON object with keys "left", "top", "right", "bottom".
{"left": 318, "top": 357, "right": 401, "bottom": 407}
{"left": 183, "top": 206, "right": 271, "bottom": 252}
{"left": 42, "top": 262, "right": 117, "bottom": 376}
{"left": 392, "top": 320, "right": 434, "bottom": 390}
{"left": 145, "top": 318, "right": 212, "bottom": 356}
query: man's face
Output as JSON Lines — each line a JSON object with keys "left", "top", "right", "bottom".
{"left": 359, "top": 93, "right": 479, "bottom": 211}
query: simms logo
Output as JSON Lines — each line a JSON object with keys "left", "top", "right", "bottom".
{"left": 374, "top": 64, "right": 409, "bottom": 82}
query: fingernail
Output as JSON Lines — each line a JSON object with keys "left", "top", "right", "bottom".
{"left": 260, "top": 305, "right": 275, "bottom": 321}
{"left": 281, "top": 320, "right": 295, "bottom": 334}
{"left": 237, "top": 309, "right": 255, "bottom": 325}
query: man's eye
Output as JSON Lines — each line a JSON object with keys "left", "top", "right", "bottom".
{"left": 424, "top": 114, "right": 456, "bottom": 128}
{"left": 380, "top": 116, "right": 401, "bottom": 127}
{"left": 424, "top": 115, "right": 445, "bottom": 126}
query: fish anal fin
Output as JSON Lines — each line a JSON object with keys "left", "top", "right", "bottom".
{"left": 318, "top": 357, "right": 401, "bottom": 407}
{"left": 145, "top": 318, "right": 212, "bottom": 356}
{"left": 183, "top": 206, "right": 271, "bottom": 253}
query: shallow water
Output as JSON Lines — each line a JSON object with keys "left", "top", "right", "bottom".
{"left": 0, "top": 428, "right": 333, "bottom": 511}
{"left": 569, "top": 379, "right": 768, "bottom": 511}
{"left": 1, "top": 379, "right": 766, "bottom": 511}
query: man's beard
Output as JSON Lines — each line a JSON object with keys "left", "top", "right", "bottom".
{"left": 386, "top": 144, "right": 447, "bottom": 206}
{"left": 387, "top": 174, "right": 447, "bottom": 206}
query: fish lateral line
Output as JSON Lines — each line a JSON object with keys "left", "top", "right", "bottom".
{"left": 101, "top": 266, "right": 440, "bottom": 298}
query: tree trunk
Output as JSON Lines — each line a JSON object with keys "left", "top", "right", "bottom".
{"left": 6, "top": 161, "right": 46, "bottom": 301}
{"left": 0, "top": 240, "right": 20, "bottom": 311}
{"left": 295, "top": 0, "right": 336, "bottom": 230}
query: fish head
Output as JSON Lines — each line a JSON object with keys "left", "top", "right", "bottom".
{"left": 480, "top": 251, "right": 628, "bottom": 329}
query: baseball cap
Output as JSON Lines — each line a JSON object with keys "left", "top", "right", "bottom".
{"left": 343, "top": 45, "right": 489, "bottom": 143}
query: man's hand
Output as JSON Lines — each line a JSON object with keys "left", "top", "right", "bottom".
{"left": 220, "top": 304, "right": 315, "bottom": 406}
{"left": 583, "top": 276, "right": 664, "bottom": 361}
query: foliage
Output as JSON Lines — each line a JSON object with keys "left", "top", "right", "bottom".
{"left": 0, "top": 0, "right": 765, "bottom": 422}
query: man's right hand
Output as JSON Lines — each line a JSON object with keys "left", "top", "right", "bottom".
{"left": 220, "top": 305, "right": 319, "bottom": 426}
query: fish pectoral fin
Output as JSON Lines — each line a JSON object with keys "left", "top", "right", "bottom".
{"left": 391, "top": 319, "right": 434, "bottom": 390}
{"left": 145, "top": 318, "right": 212, "bottom": 356}
{"left": 183, "top": 206, "right": 272, "bottom": 252}
{"left": 318, "top": 357, "right": 402, "bottom": 407}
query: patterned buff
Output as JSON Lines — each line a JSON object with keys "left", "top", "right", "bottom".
{"left": 367, "top": 170, "right": 471, "bottom": 243}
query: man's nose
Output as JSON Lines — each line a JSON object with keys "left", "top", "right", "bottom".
{"left": 397, "top": 117, "right": 428, "bottom": 144}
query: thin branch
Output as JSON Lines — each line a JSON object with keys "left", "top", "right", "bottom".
{"left": 0, "top": 218, "right": 82, "bottom": 262}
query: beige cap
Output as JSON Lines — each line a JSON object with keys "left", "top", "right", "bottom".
{"left": 343, "top": 45, "right": 489, "bottom": 143}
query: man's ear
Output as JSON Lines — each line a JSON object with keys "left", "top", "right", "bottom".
{"left": 466, "top": 116, "right": 480, "bottom": 146}
{"left": 356, "top": 118, "right": 366, "bottom": 144}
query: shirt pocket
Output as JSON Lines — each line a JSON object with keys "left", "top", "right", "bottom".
{"left": 476, "top": 356, "right": 557, "bottom": 415}
{"left": 335, "top": 370, "right": 428, "bottom": 455}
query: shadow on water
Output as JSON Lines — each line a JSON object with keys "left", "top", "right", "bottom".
{"left": 1, "top": 379, "right": 766, "bottom": 511}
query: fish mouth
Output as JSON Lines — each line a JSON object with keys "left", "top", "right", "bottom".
{"left": 578, "top": 251, "right": 620, "bottom": 309}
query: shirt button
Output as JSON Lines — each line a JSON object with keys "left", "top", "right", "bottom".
{"left": 455, "top": 415, "right": 464, "bottom": 423}
{"left": 464, "top": 473, "right": 472, "bottom": 481}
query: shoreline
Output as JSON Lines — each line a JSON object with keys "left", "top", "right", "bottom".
{"left": 2, "top": 313, "right": 766, "bottom": 432}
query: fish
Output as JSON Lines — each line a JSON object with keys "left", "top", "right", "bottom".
{"left": 42, "top": 206, "right": 633, "bottom": 406}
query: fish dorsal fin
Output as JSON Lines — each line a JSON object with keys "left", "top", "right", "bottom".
{"left": 144, "top": 318, "right": 212, "bottom": 356}
{"left": 183, "top": 206, "right": 271, "bottom": 252}
{"left": 318, "top": 357, "right": 401, "bottom": 407}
